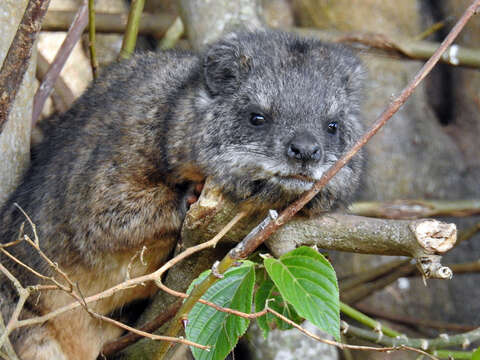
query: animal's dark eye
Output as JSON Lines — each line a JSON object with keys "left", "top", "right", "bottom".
{"left": 327, "top": 120, "right": 338, "bottom": 134}
{"left": 250, "top": 114, "right": 266, "bottom": 127}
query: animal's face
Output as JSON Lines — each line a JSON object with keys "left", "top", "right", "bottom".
{"left": 196, "top": 30, "right": 365, "bottom": 211}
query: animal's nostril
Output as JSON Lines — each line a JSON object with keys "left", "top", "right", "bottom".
{"left": 287, "top": 143, "right": 302, "bottom": 159}
{"left": 311, "top": 146, "right": 322, "bottom": 161}
{"left": 287, "top": 133, "right": 323, "bottom": 162}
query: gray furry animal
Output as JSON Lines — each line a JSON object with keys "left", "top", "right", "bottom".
{"left": 0, "top": 29, "right": 364, "bottom": 359}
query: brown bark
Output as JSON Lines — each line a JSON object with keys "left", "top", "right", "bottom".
{"left": 0, "top": 0, "right": 51, "bottom": 132}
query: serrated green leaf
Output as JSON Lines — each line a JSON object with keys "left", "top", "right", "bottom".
{"left": 186, "top": 261, "right": 255, "bottom": 360}
{"left": 473, "top": 348, "right": 480, "bottom": 360}
{"left": 254, "top": 278, "right": 303, "bottom": 338}
{"left": 264, "top": 246, "right": 340, "bottom": 340}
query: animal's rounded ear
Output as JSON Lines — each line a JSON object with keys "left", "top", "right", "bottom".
{"left": 342, "top": 60, "right": 366, "bottom": 97}
{"left": 203, "top": 36, "right": 252, "bottom": 96}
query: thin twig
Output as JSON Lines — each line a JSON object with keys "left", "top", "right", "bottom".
{"left": 340, "top": 302, "right": 402, "bottom": 338}
{"left": 0, "top": 230, "right": 210, "bottom": 352}
{"left": 295, "top": 28, "right": 480, "bottom": 69}
{"left": 341, "top": 263, "right": 416, "bottom": 304}
{"left": 119, "top": 0, "right": 145, "bottom": 59}
{"left": 101, "top": 300, "right": 183, "bottom": 356}
{"left": 414, "top": 17, "right": 453, "bottom": 41}
{"left": 36, "top": 51, "right": 76, "bottom": 112}
{"left": 88, "top": 0, "right": 99, "bottom": 78}
{"left": 339, "top": 259, "right": 410, "bottom": 291}
{"left": 0, "top": 312, "right": 19, "bottom": 360}
{"left": 349, "top": 199, "right": 480, "bottom": 219}
{"left": 0, "top": 263, "right": 29, "bottom": 349}
{"left": 457, "top": 222, "right": 480, "bottom": 244}
{"left": 1, "top": 247, "right": 49, "bottom": 281}
{"left": 3, "top": 211, "right": 246, "bottom": 332}
{"left": 433, "top": 349, "right": 476, "bottom": 359}
{"left": 342, "top": 322, "right": 480, "bottom": 352}
{"left": 92, "top": 312, "right": 209, "bottom": 350}
{"left": 449, "top": 260, "right": 480, "bottom": 274}
{"left": 158, "top": 17, "right": 184, "bottom": 50}
{"left": 267, "top": 308, "right": 439, "bottom": 360}
{"left": 32, "top": 0, "right": 89, "bottom": 126}
{"left": 0, "top": 0, "right": 51, "bottom": 133}
{"left": 354, "top": 304, "right": 476, "bottom": 333}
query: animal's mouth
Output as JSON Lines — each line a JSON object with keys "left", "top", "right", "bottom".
{"left": 272, "top": 172, "right": 318, "bottom": 194}
{"left": 282, "top": 174, "right": 315, "bottom": 183}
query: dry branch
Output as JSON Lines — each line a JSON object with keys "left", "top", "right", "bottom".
{"left": 341, "top": 263, "right": 416, "bottom": 304}
{"left": 268, "top": 214, "right": 456, "bottom": 258}
{"left": 0, "top": 313, "right": 18, "bottom": 360}
{"left": 36, "top": 51, "right": 75, "bottom": 113}
{"left": 32, "top": 1, "right": 88, "bottom": 126}
{"left": 294, "top": 28, "right": 480, "bottom": 69}
{"left": 42, "top": 10, "right": 175, "bottom": 36}
{"left": 101, "top": 300, "right": 182, "bottom": 357}
{"left": 0, "top": 225, "right": 209, "bottom": 353}
{"left": 339, "top": 259, "right": 410, "bottom": 291}
{"left": 350, "top": 199, "right": 480, "bottom": 219}
{"left": 266, "top": 309, "right": 439, "bottom": 360}
{"left": 354, "top": 304, "right": 476, "bottom": 333}
{"left": 0, "top": 0, "right": 51, "bottom": 133}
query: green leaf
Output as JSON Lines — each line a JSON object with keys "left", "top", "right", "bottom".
{"left": 186, "top": 261, "right": 255, "bottom": 360}
{"left": 264, "top": 246, "right": 340, "bottom": 340}
{"left": 255, "top": 278, "right": 303, "bottom": 338}
{"left": 473, "top": 348, "right": 480, "bottom": 360}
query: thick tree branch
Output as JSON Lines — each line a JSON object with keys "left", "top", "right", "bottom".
{"left": 267, "top": 214, "right": 456, "bottom": 258}
{"left": 182, "top": 179, "right": 456, "bottom": 278}
{"left": 0, "top": 0, "right": 51, "bottom": 133}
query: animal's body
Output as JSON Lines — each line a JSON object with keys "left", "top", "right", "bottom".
{"left": 0, "top": 30, "right": 364, "bottom": 359}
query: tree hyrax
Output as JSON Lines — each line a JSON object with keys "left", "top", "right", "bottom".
{"left": 0, "top": 29, "right": 365, "bottom": 359}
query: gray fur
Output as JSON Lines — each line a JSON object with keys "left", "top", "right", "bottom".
{"left": 0, "top": 29, "right": 365, "bottom": 359}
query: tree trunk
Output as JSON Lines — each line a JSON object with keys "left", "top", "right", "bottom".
{"left": 0, "top": 1, "right": 36, "bottom": 205}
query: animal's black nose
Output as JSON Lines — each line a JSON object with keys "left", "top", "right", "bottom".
{"left": 286, "top": 132, "right": 323, "bottom": 162}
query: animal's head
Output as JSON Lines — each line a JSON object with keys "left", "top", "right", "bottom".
{"left": 195, "top": 30, "right": 365, "bottom": 212}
